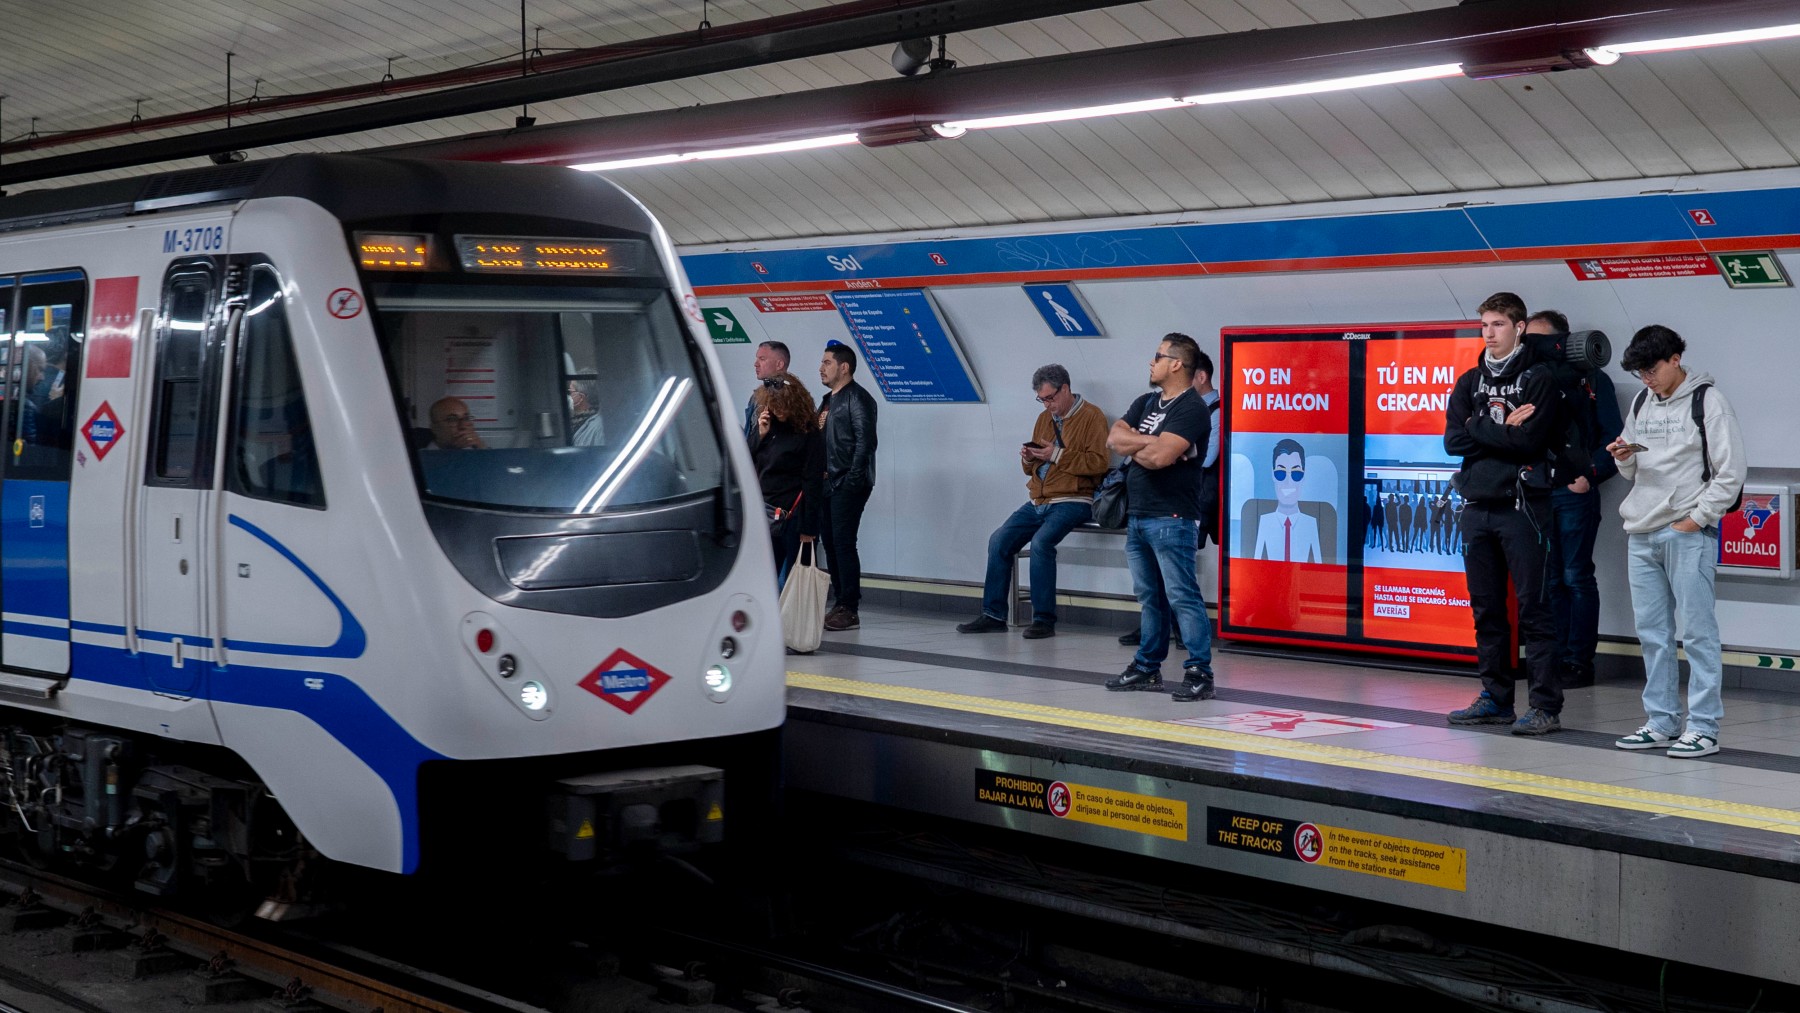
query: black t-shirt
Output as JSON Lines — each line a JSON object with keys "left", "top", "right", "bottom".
{"left": 1121, "top": 389, "right": 1210, "bottom": 518}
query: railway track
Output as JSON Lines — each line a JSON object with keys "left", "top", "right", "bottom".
{"left": 0, "top": 859, "right": 549, "bottom": 1013}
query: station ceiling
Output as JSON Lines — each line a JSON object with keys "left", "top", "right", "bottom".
{"left": 5, "top": 0, "right": 1800, "bottom": 246}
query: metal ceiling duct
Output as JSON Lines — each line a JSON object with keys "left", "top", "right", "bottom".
{"left": 0, "top": 0, "right": 1148, "bottom": 185}
{"left": 385, "top": 0, "right": 1800, "bottom": 168}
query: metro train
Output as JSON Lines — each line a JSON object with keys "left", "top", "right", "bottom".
{"left": 0, "top": 154, "right": 785, "bottom": 906}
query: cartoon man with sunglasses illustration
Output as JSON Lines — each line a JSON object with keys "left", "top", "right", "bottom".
{"left": 1253, "top": 438, "right": 1322, "bottom": 563}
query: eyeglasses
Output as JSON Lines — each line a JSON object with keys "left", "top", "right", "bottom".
{"left": 436, "top": 413, "right": 474, "bottom": 425}
{"left": 1632, "top": 362, "right": 1665, "bottom": 382}
{"left": 1273, "top": 468, "right": 1304, "bottom": 481}
{"left": 1151, "top": 353, "right": 1181, "bottom": 364}
{"left": 1034, "top": 384, "right": 1064, "bottom": 404}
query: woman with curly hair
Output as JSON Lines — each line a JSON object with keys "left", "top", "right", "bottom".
{"left": 750, "top": 371, "right": 825, "bottom": 588}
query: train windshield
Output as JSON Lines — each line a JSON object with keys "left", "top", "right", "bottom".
{"left": 369, "top": 282, "right": 723, "bottom": 514}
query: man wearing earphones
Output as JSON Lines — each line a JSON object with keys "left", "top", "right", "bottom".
{"left": 1442, "top": 292, "right": 1564, "bottom": 736}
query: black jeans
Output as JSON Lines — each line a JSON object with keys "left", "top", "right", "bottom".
{"left": 1461, "top": 499, "right": 1561, "bottom": 715}
{"left": 824, "top": 482, "right": 873, "bottom": 611}
{"left": 1547, "top": 488, "right": 1603, "bottom": 675}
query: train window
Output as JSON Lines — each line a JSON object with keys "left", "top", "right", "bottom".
{"left": 148, "top": 264, "right": 219, "bottom": 486}
{"left": 5, "top": 274, "right": 86, "bottom": 482}
{"left": 228, "top": 266, "right": 323, "bottom": 508}
{"left": 370, "top": 281, "right": 724, "bottom": 514}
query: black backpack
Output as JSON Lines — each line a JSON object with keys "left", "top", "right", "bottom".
{"left": 1630, "top": 382, "right": 1744, "bottom": 512}
{"left": 1523, "top": 332, "right": 1610, "bottom": 488}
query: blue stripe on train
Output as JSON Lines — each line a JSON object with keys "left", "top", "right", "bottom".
{"left": 58, "top": 515, "right": 434, "bottom": 873}
{"left": 68, "top": 643, "right": 443, "bottom": 873}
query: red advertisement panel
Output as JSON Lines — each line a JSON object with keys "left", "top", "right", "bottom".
{"left": 1221, "top": 324, "right": 1480, "bottom": 663}
{"left": 1361, "top": 568, "right": 1475, "bottom": 649}
{"left": 1229, "top": 341, "right": 1349, "bottom": 434}
{"left": 1719, "top": 493, "right": 1783, "bottom": 570}
{"left": 1364, "top": 337, "right": 1483, "bottom": 436}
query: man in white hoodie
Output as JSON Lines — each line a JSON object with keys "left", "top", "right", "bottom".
{"left": 1608, "top": 325, "right": 1746, "bottom": 759}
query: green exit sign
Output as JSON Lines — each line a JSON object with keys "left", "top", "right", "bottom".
{"left": 1714, "top": 252, "right": 1791, "bottom": 289}
{"left": 703, "top": 306, "right": 749, "bottom": 343}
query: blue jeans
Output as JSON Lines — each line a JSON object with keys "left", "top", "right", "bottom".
{"left": 1547, "top": 489, "right": 1602, "bottom": 674}
{"left": 1628, "top": 525, "right": 1722, "bottom": 739}
{"left": 980, "top": 501, "right": 1092, "bottom": 625}
{"left": 1125, "top": 515, "right": 1213, "bottom": 676}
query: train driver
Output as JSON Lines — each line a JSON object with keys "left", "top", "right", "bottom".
{"left": 426, "top": 396, "right": 488, "bottom": 450}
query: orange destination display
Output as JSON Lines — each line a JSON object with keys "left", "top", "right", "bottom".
{"left": 1220, "top": 323, "right": 1483, "bottom": 662}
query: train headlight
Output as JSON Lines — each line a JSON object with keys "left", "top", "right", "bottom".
{"left": 520, "top": 681, "right": 549, "bottom": 711}
{"left": 704, "top": 664, "right": 732, "bottom": 702}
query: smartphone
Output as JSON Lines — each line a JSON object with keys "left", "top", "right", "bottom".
{"left": 1023, "top": 441, "right": 1045, "bottom": 449}
{"left": 1622, "top": 442, "right": 1649, "bottom": 452}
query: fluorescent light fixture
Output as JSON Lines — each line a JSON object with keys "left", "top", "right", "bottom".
{"left": 1591, "top": 21, "right": 1800, "bottom": 58}
{"left": 1183, "top": 63, "right": 1464, "bottom": 105}
{"left": 940, "top": 97, "right": 1192, "bottom": 133}
{"left": 571, "top": 133, "right": 858, "bottom": 172}
{"left": 1581, "top": 47, "right": 1623, "bottom": 66}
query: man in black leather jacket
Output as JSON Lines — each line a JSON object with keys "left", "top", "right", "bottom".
{"left": 818, "top": 341, "right": 879, "bottom": 631}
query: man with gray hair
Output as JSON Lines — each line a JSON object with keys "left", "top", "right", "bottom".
{"left": 957, "top": 363, "right": 1109, "bottom": 639}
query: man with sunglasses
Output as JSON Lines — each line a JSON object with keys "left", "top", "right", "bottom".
{"left": 957, "top": 364, "right": 1109, "bottom": 639}
{"left": 1104, "top": 333, "right": 1216, "bottom": 702}
{"left": 1252, "top": 439, "right": 1322, "bottom": 562}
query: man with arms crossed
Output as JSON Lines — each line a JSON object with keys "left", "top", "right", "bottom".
{"left": 1103, "top": 333, "right": 1216, "bottom": 702}
{"left": 1443, "top": 293, "right": 1564, "bottom": 735}
{"left": 958, "top": 364, "right": 1109, "bottom": 639}
{"left": 1609, "top": 325, "right": 1745, "bottom": 758}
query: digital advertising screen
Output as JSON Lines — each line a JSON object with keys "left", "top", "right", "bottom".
{"left": 1219, "top": 323, "right": 1482, "bottom": 662}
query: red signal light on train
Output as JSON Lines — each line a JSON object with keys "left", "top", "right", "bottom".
{"left": 475, "top": 628, "right": 496, "bottom": 654}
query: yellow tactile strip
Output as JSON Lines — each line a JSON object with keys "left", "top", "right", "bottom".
{"left": 789, "top": 672, "right": 1800, "bottom": 835}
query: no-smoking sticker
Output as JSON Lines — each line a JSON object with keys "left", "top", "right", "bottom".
{"left": 327, "top": 288, "right": 364, "bottom": 319}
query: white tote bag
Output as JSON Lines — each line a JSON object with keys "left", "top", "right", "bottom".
{"left": 780, "top": 542, "right": 830, "bottom": 654}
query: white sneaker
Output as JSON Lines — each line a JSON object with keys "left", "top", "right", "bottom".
{"left": 1667, "top": 731, "right": 1720, "bottom": 758}
{"left": 1614, "top": 725, "right": 1675, "bottom": 750}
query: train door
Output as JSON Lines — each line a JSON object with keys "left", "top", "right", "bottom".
{"left": 136, "top": 259, "right": 223, "bottom": 694}
{"left": 0, "top": 271, "right": 88, "bottom": 677}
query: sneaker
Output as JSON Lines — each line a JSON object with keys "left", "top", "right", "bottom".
{"left": 956, "top": 614, "right": 1007, "bottom": 634}
{"left": 1118, "top": 629, "right": 1140, "bottom": 646}
{"left": 822, "top": 609, "right": 860, "bottom": 632}
{"left": 1170, "top": 675, "right": 1215, "bottom": 702}
{"left": 1104, "top": 665, "right": 1162, "bottom": 692}
{"left": 1447, "top": 693, "right": 1515, "bottom": 726}
{"left": 1021, "top": 621, "right": 1055, "bottom": 639}
{"left": 1510, "top": 708, "right": 1561, "bottom": 736}
{"left": 1667, "top": 732, "right": 1720, "bottom": 758}
{"left": 1614, "top": 725, "right": 1675, "bottom": 750}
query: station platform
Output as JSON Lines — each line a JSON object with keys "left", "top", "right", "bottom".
{"left": 783, "top": 606, "right": 1800, "bottom": 986}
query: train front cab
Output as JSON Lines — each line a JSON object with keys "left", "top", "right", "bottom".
{"left": 0, "top": 163, "right": 784, "bottom": 893}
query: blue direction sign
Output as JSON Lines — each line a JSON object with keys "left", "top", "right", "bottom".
{"left": 1022, "top": 283, "right": 1104, "bottom": 337}
{"left": 832, "top": 290, "right": 983, "bottom": 403}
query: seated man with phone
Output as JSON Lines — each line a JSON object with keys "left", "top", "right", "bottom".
{"left": 957, "top": 364, "right": 1110, "bottom": 639}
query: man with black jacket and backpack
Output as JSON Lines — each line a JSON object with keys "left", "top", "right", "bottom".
{"left": 1443, "top": 292, "right": 1564, "bottom": 735}
{"left": 1526, "top": 310, "right": 1623, "bottom": 688}
{"left": 1608, "top": 325, "right": 1745, "bottom": 758}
